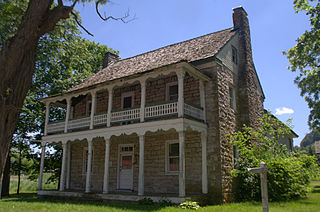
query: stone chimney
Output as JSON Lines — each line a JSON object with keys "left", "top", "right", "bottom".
{"left": 232, "top": 6, "right": 264, "bottom": 129}
{"left": 102, "top": 52, "right": 119, "bottom": 68}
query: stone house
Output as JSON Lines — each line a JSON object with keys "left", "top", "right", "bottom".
{"left": 37, "top": 7, "right": 265, "bottom": 203}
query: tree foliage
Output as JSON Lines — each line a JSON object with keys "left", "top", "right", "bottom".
{"left": 0, "top": 0, "right": 128, "bottom": 179}
{"left": 1, "top": 0, "right": 118, "bottom": 183}
{"left": 284, "top": 0, "right": 320, "bottom": 130}
{"left": 230, "top": 114, "right": 320, "bottom": 202}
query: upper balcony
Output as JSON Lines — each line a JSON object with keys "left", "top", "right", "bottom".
{"left": 41, "top": 62, "right": 209, "bottom": 136}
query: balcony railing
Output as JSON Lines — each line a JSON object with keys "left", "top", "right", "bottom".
{"left": 47, "top": 101, "right": 204, "bottom": 134}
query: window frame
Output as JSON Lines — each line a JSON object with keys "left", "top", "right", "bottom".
{"left": 165, "top": 82, "right": 178, "bottom": 101}
{"left": 232, "top": 46, "right": 238, "bottom": 65}
{"left": 82, "top": 147, "right": 94, "bottom": 175}
{"left": 121, "top": 91, "right": 135, "bottom": 109}
{"left": 229, "top": 85, "right": 236, "bottom": 110}
{"left": 165, "top": 140, "right": 179, "bottom": 175}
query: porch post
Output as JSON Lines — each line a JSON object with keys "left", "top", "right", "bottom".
{"left": 201, "top": 130, "right": 208, "bottom": 194}
{"left": 138, "top": 133, "right": 145, "bottom": 195}
{"left": 44, "top": 102, "right": 50, "bottom": 136}
{"left": 140, "top": 79, "right": 146, "bottom": 122}
{"left": 90, "top": 91, "right": 97, "bottom": 129}
{"left": 107, "top": 87, "right": 113, "bottom": 127}
{"left": 178, "top": 130, "right": 185, "bottom": 197}
{"left": 199, "top": 80, "right": 206, "bottom": 122}
{"left": 66, "top": 141, "right": 71, "bottom": 190}
{"left": 85, "top": 139, "right": 93, "bottom": 193}
{"left": 64, "top": 97, "right": 71, "bottom": 133}
{"left": 177, "top": 71, "right": 185, "bottom": 118}
{"left": 103, "top": 136, "right": 111, "bottom": 194}
{"left": 38, "top": 142, "right": 46, "bottom": 190}
{"left": 59, "top": 141, "right": 67, "bottom": 191}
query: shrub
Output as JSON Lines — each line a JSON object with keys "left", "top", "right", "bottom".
{"left": 178, "top": 201, "right": 200, "bottom": 210}
{"left": 231, "top": 113, "right": 320, "bottom": 202}
{"left": 158, "top": 198, "right": 174, "bottom": 206}
{"left": 138, "top": 197, "right": 154, "bottom": 205}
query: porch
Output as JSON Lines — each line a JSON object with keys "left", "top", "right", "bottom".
{"left": 38, "top": 190, "right": 188, "bottom": 204}
{"left": 38, "top": 118, "right": 208, "bottom": 200}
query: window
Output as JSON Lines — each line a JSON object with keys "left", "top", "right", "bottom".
{"left": 165, "top": 140, "right": 179, "bottom": 174}
{"left": 86, "top": 100, "right": 92, "bottom": 116}
{"left": 229, "top": 86, "right": 236, "bottom": 110}
{"left": 83, "top": 147, "right": 93, "bottom": 174}
{"left": 121, "top": 92, "right": 134, "bottom": 109}
{"left": 232, "top": 46, "right": 238, "bottom": 64}
{"left": 166, "top": 82, "right": 178, "bottom": 101}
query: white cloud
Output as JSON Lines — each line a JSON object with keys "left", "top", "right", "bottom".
{"left": 275, "top": 107, "right": 294, "bottom": 115}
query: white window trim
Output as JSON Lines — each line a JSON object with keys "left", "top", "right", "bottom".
{"left": 165, "top": 139, "right": 179, "bottom": 175}
{"left": 121, "top": 91, "right": 135, "bottom": 109}
{"left": 82, "top": 147, "right": 94, "bottom": 175}
{"left": 165, "top": 82, "right": 178, "bottom": 101}
{"left": 86, "top": 100, "right": 92, "bottom": 116}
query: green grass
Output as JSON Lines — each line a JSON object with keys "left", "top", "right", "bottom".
{"left": 9, "top": 174, "right": 57, "bottom": 194}
{"left": 1, "top": 179, "right": 319, "bottom": 212}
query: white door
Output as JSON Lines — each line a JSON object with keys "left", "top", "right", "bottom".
{"left": 119, "top": 153, "right": 133, "bottom": 190}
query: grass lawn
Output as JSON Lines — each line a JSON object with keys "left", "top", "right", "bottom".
{"left": 1, "top": 178, "right": 319, "bottom": 212}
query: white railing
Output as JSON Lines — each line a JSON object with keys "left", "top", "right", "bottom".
{"left": 47, "top": 102, "right": 204, "bottom": 134}
{"left": 111, "top": 108, "right": 140, "bottom": 123}
{"left": 94, "top": 113, "right": 108, "bottom": 126}
{"left": 184, "top": 102, "right": 204, "bottom": 121}
{"left": 145, "top": 101, "right": 178, "bottom": 118}
{"left": 47, "top": 121, "right": 65, "bottom": 134}
{"left": 68, "top": 116, "right": 90, "bottom": 130}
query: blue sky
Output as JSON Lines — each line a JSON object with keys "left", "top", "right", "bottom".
{"left": 75, "top": 0, "right": 311, "bottom": 146}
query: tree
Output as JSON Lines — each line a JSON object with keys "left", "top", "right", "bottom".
{"left": 0, "top": 0, "right": 130, "bottom": 181}
{"left": 284, "top": 0, "right": 320, "bottom": 131}
{"left": 230, "top": 114, "right": 319, "bottom": 201}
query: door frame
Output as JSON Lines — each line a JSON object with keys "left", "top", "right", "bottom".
{"left": 117, "top": 143, "right": 134, "bottom": 190}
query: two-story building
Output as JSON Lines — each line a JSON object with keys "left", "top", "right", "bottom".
{"left": 37, "top": 7, "right": 265, "bottom": 204}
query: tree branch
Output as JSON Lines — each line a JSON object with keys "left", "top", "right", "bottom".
{"left": 95, "top": 0, "right": 135, "bottom": 23}
{"left": 71, "top": 11, "right": 94, "bottom": 37}
{"left": 58, "top": 0, "right": 63, "bottom": 6}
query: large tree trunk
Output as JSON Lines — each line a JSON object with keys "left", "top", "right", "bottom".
{"left": 0, "top": 0, "right": 73, "bottom": 179}
{"left": 0, "top": 153, "right": 10, "bottom": 198}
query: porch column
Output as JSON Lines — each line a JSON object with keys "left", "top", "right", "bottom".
{"left": 64, "top": 97, "right": 71, "bottom": 133}
{"left": 107, "top": 87, "right": 113, "bottom": 127}
{"left": 59, "top": 141, "right": 67, "bottom": 191}
{"left": 38, "top": 142, "right": 46, "bottom": 190}
{"left": 90, "top": 91, "right": 97, "bottom": 129}
{"left": 66, "top": 142, "right": 71, "bottom": 190}
{"left": 103, "top": 136, "right": 111, "bottom": 194}
{"left": 178, "top": 130, "right": 185, "bottom": 197}
{"left": 44, "top": 102, "right": 50, "bottom": 136}
{"left": 199, "top": 80, "right": 206, "bottom": 122}
{"left": 177, "top": 71, "right": 185, "bottom": 118}
{"left": 85, "top": 139, "right": 93, "bottom": 193}
{"left": 140, "top": 79, "right": 146, "bottom": 122}
{"left": 138, "top": 133, "right": 145, "bottom": 195}
{"left": 201, "top": 130, "right": 208, "bottom": 194}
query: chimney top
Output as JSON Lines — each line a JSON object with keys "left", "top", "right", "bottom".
{"left": 232, "top": 6, "right": 248, "bottom": 16}
{"left": 102, "top": 52, "right": 119, "bottom": 69}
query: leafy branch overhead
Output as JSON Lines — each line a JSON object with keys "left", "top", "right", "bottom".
{"left": 0, "top": 0, "right": 129, "bottom": 182}
{"left": 284, "top": 0, "right": 320, "bottom": 130}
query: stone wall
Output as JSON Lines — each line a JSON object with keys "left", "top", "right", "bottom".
{"left": 69, "top": 130, "right": 202, "bottom": 195}
{"left": 72, "top": 74, "right": 200, "bottom": 119}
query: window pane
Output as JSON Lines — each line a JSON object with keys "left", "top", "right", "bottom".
{"left": 123, "top": 96, "right": 132, "bottom": 108}
{"left": 122, "top": 155, "right": 132, "bottom": 169}
{"left": 169, "top": 157, "right": 179, "bottom": 171}
{"left": 169, "top": 143, "right": 179, "bottom": 156}
{"left": 169, "top": 85, "right": 178, "bottom": 100}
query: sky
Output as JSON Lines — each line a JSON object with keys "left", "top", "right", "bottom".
{"left": 75, "top": 0, "right": 311, "bottom": 146}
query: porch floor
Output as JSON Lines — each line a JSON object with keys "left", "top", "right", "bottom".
{"left": 37, "top": 190, "right": 190, "bottom": 204}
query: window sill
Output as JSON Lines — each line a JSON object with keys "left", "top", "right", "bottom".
{"left": 165, "top": 171, "right": 179, "bottom": 176}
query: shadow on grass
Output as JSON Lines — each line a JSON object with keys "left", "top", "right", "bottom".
{"left": 1, "top": 192, "right": 170, "bottom": 211}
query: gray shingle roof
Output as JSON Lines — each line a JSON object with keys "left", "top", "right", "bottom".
{"left": 69, "top": 28, "right": 236, "bottom": 92}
